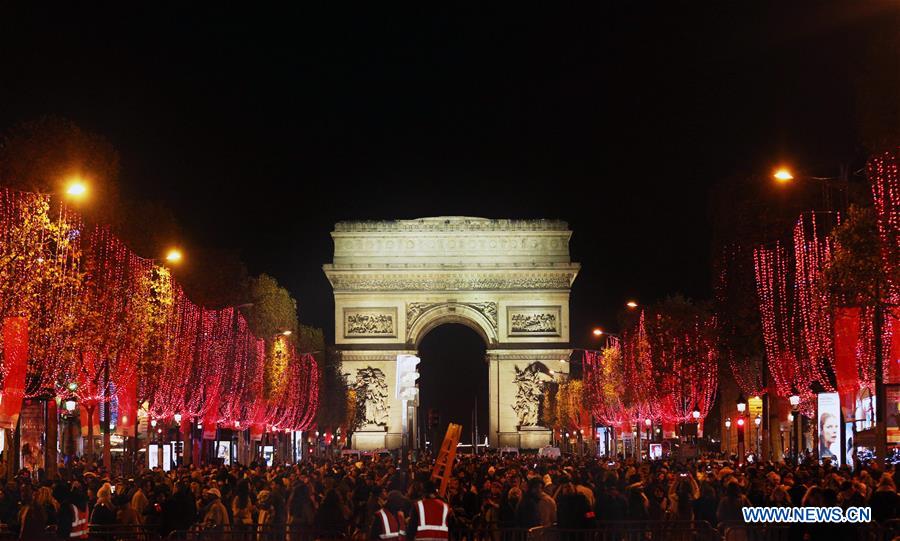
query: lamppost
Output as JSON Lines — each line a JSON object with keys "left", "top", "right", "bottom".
{"left": 174, "top": 413, "right": 183, "bottom": 467}
{"left": 645, "top": 418, "right": 652, "bottom": 442}
{"left": 754, "top": 414, "right": 762, "bottom": 454}
{"left": 736, "top": 394, "right": 747, "bottom": 461}
{"left": 788, "top": 412, "right": 795, "bottom": 460}
{"left": 692, "top": 407, "right": 701, "bottom": 445}
{"left": 789, "top": 388, "right": 801, "bottom": 464}
{"left": 150, "top": 418, "right": 159, "bottom": 469}
{"left": 724, "top": 418, "right": 732, "bottom": 456}
{"left": 632, "top": 429, "right": 638, "bottom": 461}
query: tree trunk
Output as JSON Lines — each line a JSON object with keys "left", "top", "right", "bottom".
{"left": 46, "top": 399, "right": 58, "bottom": 479}
{"left": 86, "top": 405, "right": 95, "bottom": 462}
{"left": 103, "top": 360, "right": 111, "bottom": 473}
{"left": 874, "top": 304, "right": 887, "bottom": 468}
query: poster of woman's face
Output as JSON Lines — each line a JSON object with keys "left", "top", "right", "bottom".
{"left": 817, "top": 393, "right": 841, "bottom": 466}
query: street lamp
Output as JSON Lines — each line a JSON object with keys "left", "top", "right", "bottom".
{"left": 736, "top": 393, "right": 747, "bottom": 414}
{"left": 789, "top": 388, "right": 801, "bottom": 463}
{"left": 173, "top": 413, "right": 183, "bottom": 466}
{"left": 625, "top": 301, "right": 639, "bottom": 309}
{"left": 165, "top": 248, "right": 183, "bottom": 264}
{"left": 754, "top": 414, "right": 762, "bottom": 453}
{"left": 725, "top": 417, "right": 732, "bottom": 455}
{"left": 64, "top": 178, "right": 89, "bottom": 199}
{"left": 773, "top": 168, "right": 795, "bottom": 183}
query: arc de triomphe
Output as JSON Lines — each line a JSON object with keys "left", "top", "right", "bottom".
{"left": 323, "top": 217, "right": 580, "bottom": 450}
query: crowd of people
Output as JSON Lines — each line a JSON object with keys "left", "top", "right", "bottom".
{"left": 0, "top": 450, "right": 896, "bottom": 540}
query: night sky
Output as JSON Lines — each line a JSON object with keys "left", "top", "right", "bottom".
{"left": 0, "top": 4, "right": 892, "bottom": 432}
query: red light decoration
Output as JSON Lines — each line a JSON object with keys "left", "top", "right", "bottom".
{"left": 584, "top": 308, "right": 718, "bottom": 428}
{"left": 0, "top": 187, "right": 320, "bottom": 436}
{"left": 869, "top": 148, "right": 900, "bottom": 301}
{"left": 0, "top": 317, "right": 29, "bottom": 429}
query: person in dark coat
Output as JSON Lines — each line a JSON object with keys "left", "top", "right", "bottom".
{"left": 595, "top": 475, "right": 628, "bottom": 522}
{"left": 870, "top": 474, "right": 899, "bottom": 522}
{"left": 160, "top": 481, "right": 196, "bottom": 536}
{"left": 89, "top": 483, "right": 117, "bottom": 527}
{"left": 515, "top": 478, "right": 544, "bottom": 529}
{"left": 555, "top": 478, "right": 595, "bottom": 529}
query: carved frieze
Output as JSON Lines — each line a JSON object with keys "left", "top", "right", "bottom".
{"left": 406, "top": 301, "right": 499, "bottom": 331}
{"left": 329, "top": 272, "right": 575, "bottom": 291}
{"left": 344, "top": 308, "right": 397, "bottom": 338}
{"left": 334, "top": 217, "right": 570, "bottom": 233}
{"left": 508, "top": 306, "right": 561, "bottom": 336}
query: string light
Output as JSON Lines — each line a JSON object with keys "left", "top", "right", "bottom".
{"left": 0, "top": 187, "right": 320, "bottom": 437}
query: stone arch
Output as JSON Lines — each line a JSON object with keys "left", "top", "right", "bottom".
{"left": 323, "top": 217, "right": 580, "bottom": 450}
{"left": 407, "top": 303, "right": 498, "bottom": 348}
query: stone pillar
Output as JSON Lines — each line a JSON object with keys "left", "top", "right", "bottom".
{"left": 489, "top": 349, "right": 570, "bottom": 450}
{"left": 342, "top": 350, "right": 416, "bottom": 450}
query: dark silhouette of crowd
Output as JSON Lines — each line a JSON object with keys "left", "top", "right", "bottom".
{"left": 0, "top": 451, "right": 896, "bottom": 539}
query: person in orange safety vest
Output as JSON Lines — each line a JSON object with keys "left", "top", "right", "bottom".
{"left": 407, "top": 481, "right": 453, "bottom": 541}
{"left": 369, "top": 490, "right": 409, "bottom": 540}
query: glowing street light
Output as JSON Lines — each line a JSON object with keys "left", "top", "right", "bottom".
{"left": 625, "top": 301, "right": 639, "bottom": 309}
{"left": 280, "top": 330, "right": 292, "bottom": 336}
{"left": 165, "top": 248, "right": 183, "bottom": 264}
{"left": 692, "top": 409, "right": 701, "bottom": 420}
{"left": 773, "top": 168, "right": 794, "bottom": 183}
{"left": 592, "top": 328, "right": 604, "bottom": 336}
{"left": 64, "top": 178, "right": 89, "bottom": 199}
{"left": 736, "top": 393, "right": 747, "bottom": 414}
{"left": 725, "top": 417, "right": 732, "bottom": 429}
{"left": 174, "top": 413, "right": 182, "bottom": 424}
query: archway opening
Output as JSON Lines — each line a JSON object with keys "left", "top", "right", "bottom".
{"left": 418, "top": 323, "right": 488, "bottom": 452}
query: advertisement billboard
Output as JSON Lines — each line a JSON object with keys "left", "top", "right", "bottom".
{"left": 886, "top": 384, "right": 900, "bottom": 446}
{"left": 817, "top": 392, "right": 841, "bottom": 465}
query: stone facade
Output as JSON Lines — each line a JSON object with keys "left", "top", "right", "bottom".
{"left": 323, "top": 217, "right": 580, "bottom": 450}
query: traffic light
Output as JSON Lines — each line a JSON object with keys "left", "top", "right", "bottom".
{"left": 395, "top": 354, "right": 420, "bottom": 402}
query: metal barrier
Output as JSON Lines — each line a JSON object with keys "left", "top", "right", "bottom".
{"left": 89, "top": 525, "right": 164, "bottom": 541}
{"left": 718, "top": 520, "right": 896, "bottom": 541}
{"left": 167, "top": 528, "right": 345, "bottom": 541}
{"left": 162, "top": 521, "right": 900, "bottom": 541}
{"left": 449, "top": 527, "right": 532, "bottom": 541}
{"left": 530, "top": 522, "right": 719, "bottom": 541}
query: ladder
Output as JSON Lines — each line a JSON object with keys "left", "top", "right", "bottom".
{"left": 430, "top": 422, "right": 462, "bottom": 497}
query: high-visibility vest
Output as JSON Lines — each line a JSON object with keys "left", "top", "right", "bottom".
{"left": 377, "top": 509, "right": 406, "bottom": 541}
{"left": 414, "top": 498, "right": 449, "bottom": 541}
{"left": 70, "top": 505, "right": 89, "bottom": 539}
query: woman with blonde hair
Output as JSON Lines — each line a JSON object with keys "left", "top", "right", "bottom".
{"left": 34, "top": 486, "right": 58, "bottom": 527}
{"left": 90, "top": 482, "right": 117, "bottom": 527}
